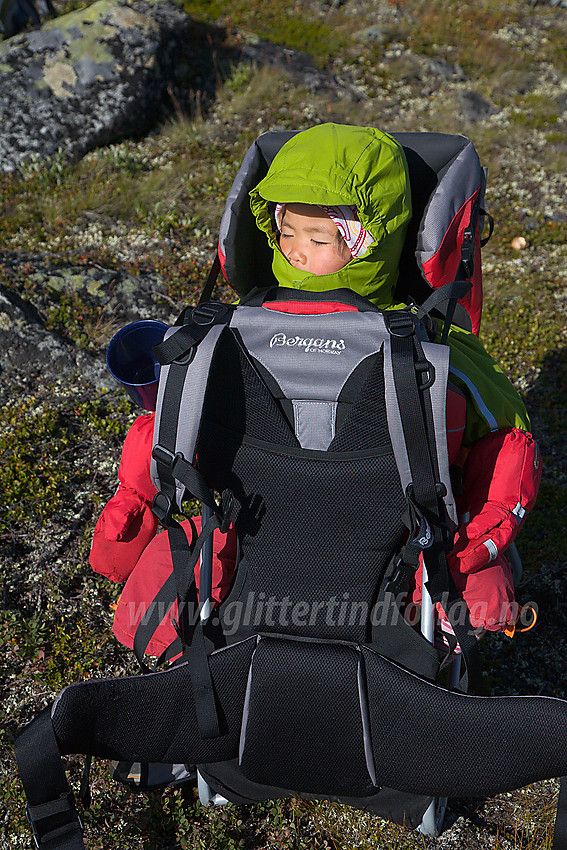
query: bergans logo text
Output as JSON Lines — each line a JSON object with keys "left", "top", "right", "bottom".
{"left": 269, "top": 333, "right": 346, "bottom": 355}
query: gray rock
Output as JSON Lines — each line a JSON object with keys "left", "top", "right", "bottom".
{"left": 353, "top": 25, "right": 386, "bottom": 45}
{"left": 0, "top": 282, "right": 112, "bottom": 387}
{"left": 0, "top": 0, "right": 199, "bottom": 173}
{"left": 0, "top": 260, "right": 177, "bottom": 386}
{"left": 426, "top": 58, "right": 467, "bottom": 81}
{"left": 459, "top": 89, "right": 500, "bottom": 123}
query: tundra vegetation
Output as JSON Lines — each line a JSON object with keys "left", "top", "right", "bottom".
{"left": 0, "top": 0, "right": 566, "bottom": 847}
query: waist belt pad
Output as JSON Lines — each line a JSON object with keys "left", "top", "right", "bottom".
{"left": 29, "top": 638, "right": 567, "bottom": 801}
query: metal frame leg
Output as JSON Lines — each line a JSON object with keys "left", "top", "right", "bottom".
{"left": 196, "top": 504, "right": 229, "bottom": 808}
{"left": 417, "top": 564, "right": 457, "bottom": 837}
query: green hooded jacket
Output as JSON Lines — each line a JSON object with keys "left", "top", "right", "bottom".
{"left": 250, "top": 123, "right": 529, "bottom": 443}
{"left": 250, "top": 123, "right": 411, "bottom": 309}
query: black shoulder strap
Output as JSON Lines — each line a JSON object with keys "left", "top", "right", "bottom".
{"left": 198, "top": 253, "right": 222, "bottom": 304}
{"left": 15, "top": 707, "right": 85, "bottom": 849}
{"left": 151, "top": 309, "right": 233, "bottom": 523}
{"left": 384, "top": 310, "right": 482, "bottom": 691}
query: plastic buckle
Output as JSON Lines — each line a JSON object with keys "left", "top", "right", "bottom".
{"left": 415, "top": 358, "right": 435, "bottom": 390}
{"left": 386, "top": 312, "right": 416, "bottom": 338}
{"left": 153, "top": 446, "right": 188, "bottom": 476}
{"left": 219, "top": 489, "right": 235, "bottom": 534}
{"left": 152, "top": 444, "right": 177, "bottom": 467}
{"left": 26, "top": 802, "right": 83, "bottom": 848}
{"left": 461, "top": 226, "right": 474, "bottom": 279}
{"left": 383, "top": 556, "right": 414, "bottom": 596}
{"left": 191, "top": 302, "right": 228, "bottom": 327}
{"left": 152, "top": 491, "right": 173, "bottom": 523}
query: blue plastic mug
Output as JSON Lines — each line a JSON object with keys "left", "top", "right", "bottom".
{"left": 106, "top": 320, "right": 169, "bottom": 410}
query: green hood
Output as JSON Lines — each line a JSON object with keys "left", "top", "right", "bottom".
{"left": 249, "top": 123, "right": 412, "bottom": 308}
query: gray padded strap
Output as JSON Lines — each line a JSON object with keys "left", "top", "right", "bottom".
{"left": 383, "top": 332, "right": 456, "bottom": 524}
{"left": 150, "top": 324, "right": 226, "bottom": 505}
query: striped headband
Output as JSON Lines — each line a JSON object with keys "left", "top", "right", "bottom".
{"left": 275, "top": 203, "right": 374, "bottom": 259}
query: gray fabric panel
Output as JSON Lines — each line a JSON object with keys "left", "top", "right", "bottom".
{"left": 292, "top": 400, "right": 337, "bottom": 450}
{"left": 383, "top": 335, "right": 412, "bottom": 495}
{"left": 232, "top": 306, "right": 385, "bottom": 403}
{"left": 383, "top": 335, "right": 456, "bottom": 524}
{"left": 421, "top": 341, "right": 457, "bottom": 524}
{"left": 218, "top": 140, "right": 259, "bottom": 255}
{"left": 239, "top": 637, "right": 260, "bottom": 765}
{"left": 418, "top": 140, "right": 481, "bottom": 262}
{"left": 358, "top": 653, "right": 377, "bottom": 787}
{"left": 150, "top": 324, "right": 225, "bottom": 506}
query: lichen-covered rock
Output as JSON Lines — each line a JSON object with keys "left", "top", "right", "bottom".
{"left": 0, "top": 282, "right": 112, "bottom": 387}
{"left": 0, "top": 260, "right": 176, "bottom": 387}
{"left": 0, "top": 0, "right": 199, "bottom": 173}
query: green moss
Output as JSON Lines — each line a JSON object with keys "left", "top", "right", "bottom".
{"left": 0, "top": 391, "right": 130, "bottom": 532}
{"left": 481, "top": 279, "right": 564, "bottom": 376}
{"left": 509, "top": 93, "right": 561, "bottom": 130}
{"left": 397, "top": 0, "right": 525, "bottom": 81}
{"left": 181, "top": 0, "right": 346, "bottom": 65}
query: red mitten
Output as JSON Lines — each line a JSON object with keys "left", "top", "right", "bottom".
{"left": 90, "top": 486, "right": 158, "bottom": 581}
{"left": 90, "top": 413, "right": 159, "bottom": 582}
{"left": 112, "top": 518, "right": 238, "bottom": 657}
{"left": 118, "top": 413, "right": 157, "bottom": 501}
{"left": 451, "top": 428, "right": 541, "bottom": 574}
{"left": 451, "top": 504, "right": 519, "bottom": 573}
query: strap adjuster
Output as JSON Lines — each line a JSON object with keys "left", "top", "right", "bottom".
{"left": 191, "top": 302, "right": 230, "bottom": 327}
{"left": 26, "top": 796, "right": 83, "bottom": 848}
{"left": 152, "top": 446, "right": 190, "bottom": 479}
{"left": 383, "top": 554, "right": 416, "bottom": 596}
{"left": 386, "top": 312, "right": 416, "bottom": 338}
{"left": 461, "top": 225, "right": 475, "bottom": 279}
{"left": 414, "top": 358, "right": 435, "bottom": 390}
{"left": 152, "top": 444, "right": 177, "bottom": 467}
{"left": 219, "top": 489, "right": 235, "bottom": 534}
{"left": 152, "top": 491, "right": 173, "bottom": 523}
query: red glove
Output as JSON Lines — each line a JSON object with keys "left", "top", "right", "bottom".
{"left": 451, "top": 428, "right": 541, "bottom": 574}
{"left": 90, "top": 414, "right": 158, "bottom": 581}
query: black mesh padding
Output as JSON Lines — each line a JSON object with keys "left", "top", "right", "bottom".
{"left": 212, "top": 443, "right": 407, "bottom": 642}
{"left": 363, "top": 646, "right": 567, "bottom": 798}
{"left": 51, "top": 638, "right": 255, "bottom": 764}
{"left": 49, "top": 638, "right": 567, "bottom": 805}
{"left": 200, "top": 328, "right": 297, "bottom": 450}
{"left": 240, "top": 637, "right": 375, "bottom": 797}
{"left": 329, "top": 349, "right": 390, "bottom": 452}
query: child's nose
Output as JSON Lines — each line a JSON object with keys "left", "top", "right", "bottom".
{"left": 288, "top": 244, "right": 307, "bottom": 265}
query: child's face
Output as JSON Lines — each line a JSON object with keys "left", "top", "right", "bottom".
{"left": 279, "top": 203, "right": 350, "bottom": 275}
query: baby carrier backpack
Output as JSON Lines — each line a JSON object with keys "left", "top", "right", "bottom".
{"left": 15, "top": 130, "right": 567, "bottom": 850}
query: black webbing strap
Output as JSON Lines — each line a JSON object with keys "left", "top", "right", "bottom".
{"left": 198, "top": 253, "right": 222, "bottom": 304}
{"left": 385, "top": 312, "right": 481, "bottom": 690}
{"left": 133, "top": 508, "right": 228, "bottom": 670}
{"left": 416, "top": 279, "right": 472, "bottom": 344}
{"left": 386, "top": 313, "right": 440, "bottom": 516}
{"left": 168, "top": 521, "right": 222, "bottom": 740}
{"left": 152, "top": 447, "right": 218, "bottom": 517}
{"left": 416, "top": 279, "right": 472, "bottom": 323}
{"left": 553, "top": 777, "right": 567, "bottom": 849}
{"left": 153, "top": 303, "right": 232, "bottom": 366}
{"left": 132, "top": 570, "right": 179, "bottom": 669}
{"left": 152, "top": 314, "right": 232, "bottom": 524}
{"left": 152, "top": 355, "right": 193, "bottom": 522}
{"left": 15, "top": 707, "right": 84, "bottom": 849}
